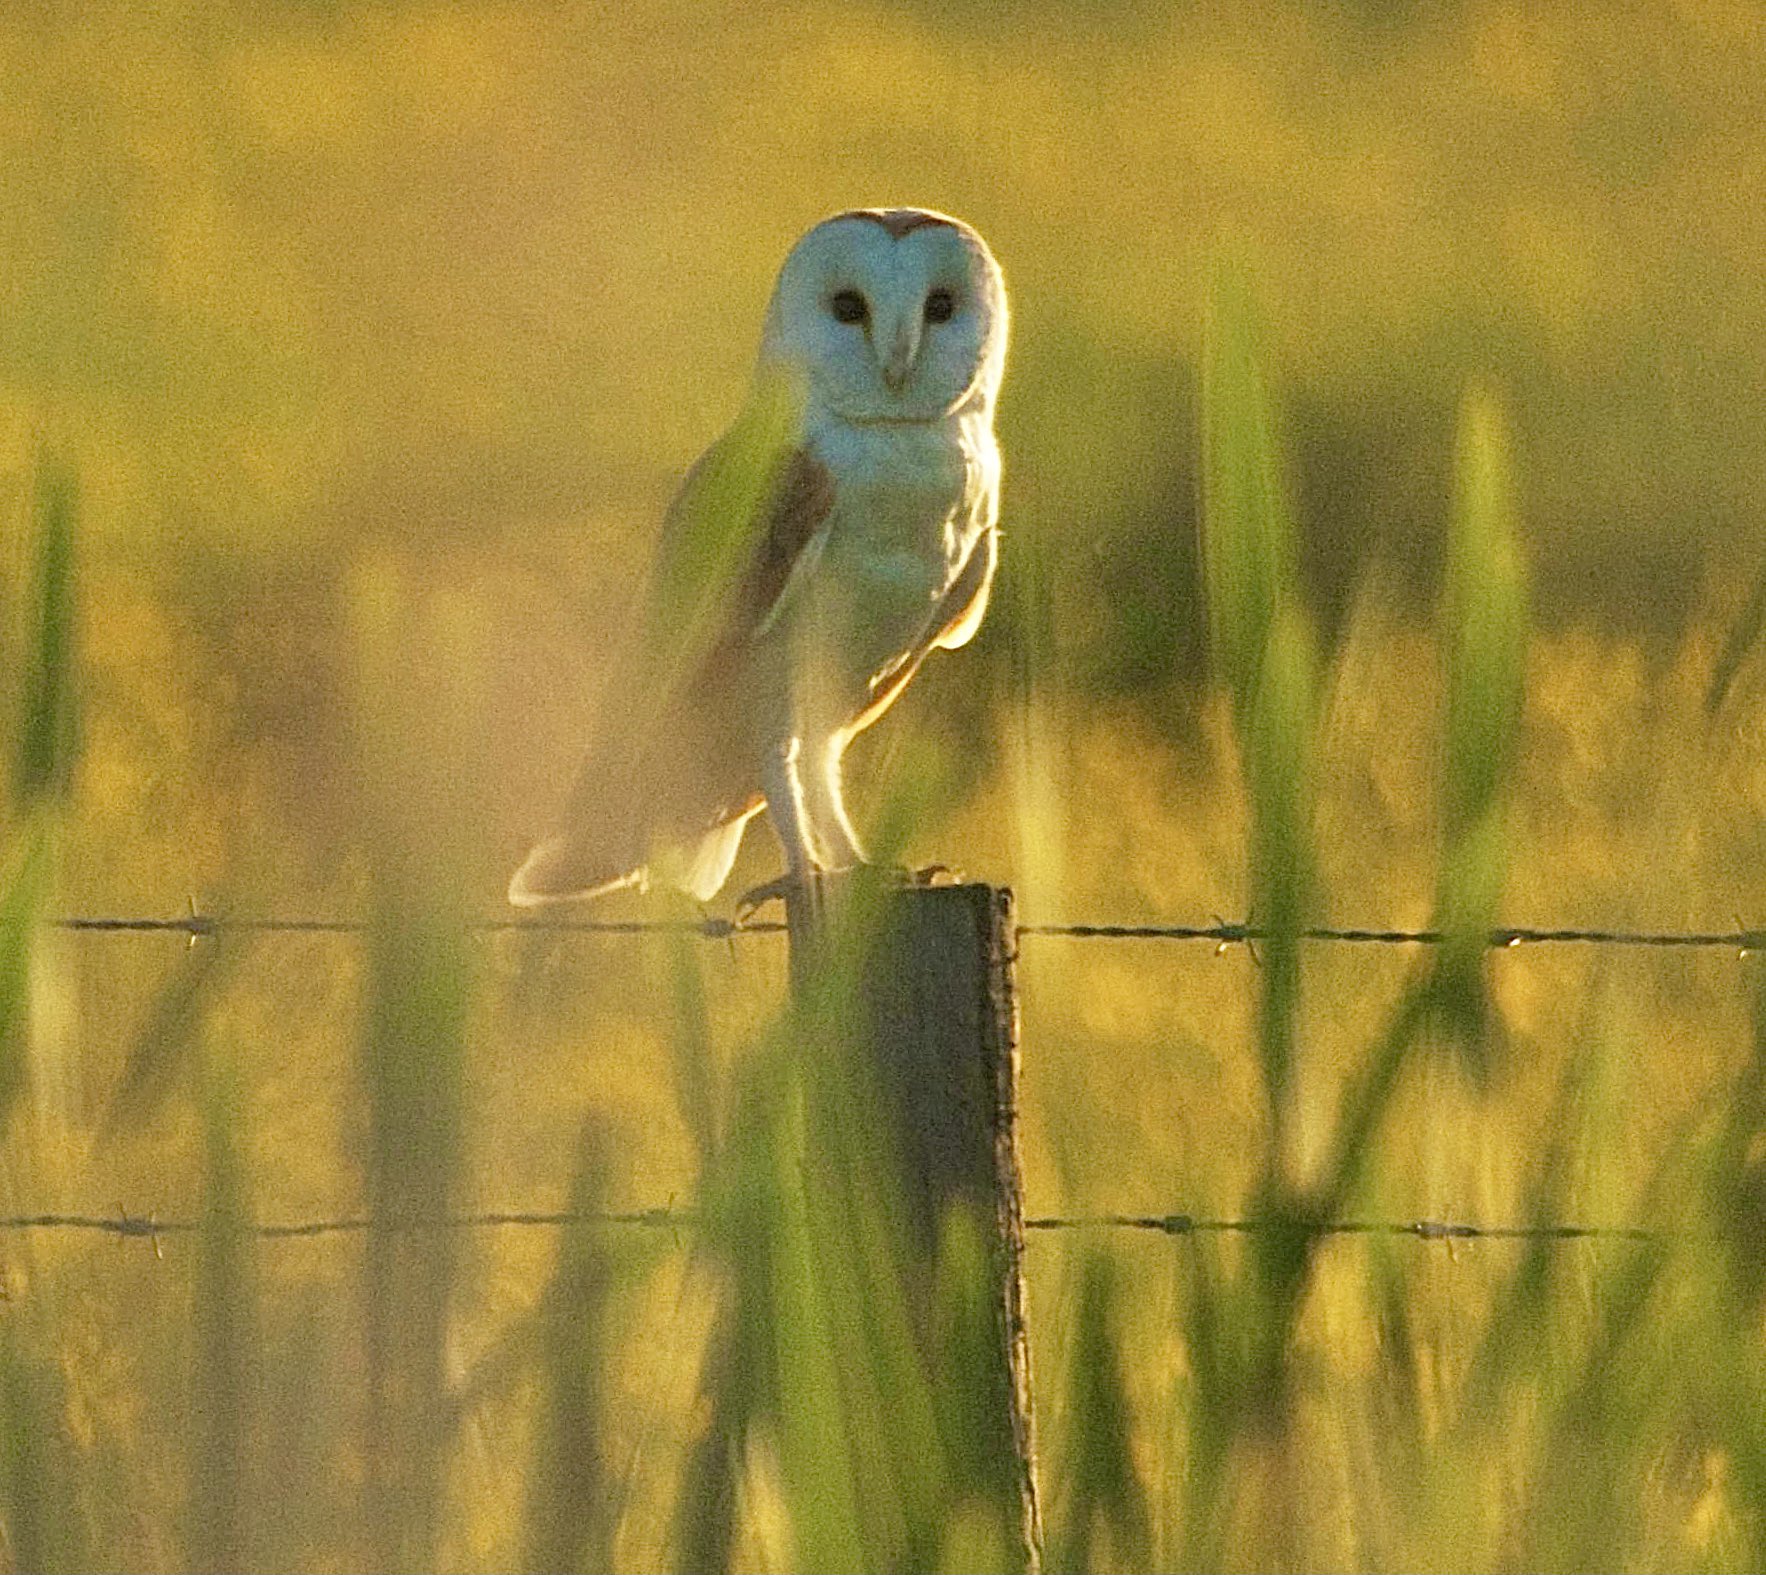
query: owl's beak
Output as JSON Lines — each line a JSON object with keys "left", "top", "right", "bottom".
{"left": 880, "top": 319, "right": 922, "bottom": 391}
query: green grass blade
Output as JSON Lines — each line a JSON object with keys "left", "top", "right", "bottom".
{"left": 764, "top": 1067, "right": 871, "bottom": 1572}
{"left": 189, "top": 1032, "right": 258, "bottom": 1575}
{"left": 664, "top": 930, "right": 718, "bottom": 1176}
{"left": 100, "top": 934, "right": 240, "bottom": 1142}
{"left": 1431, "top": 384, "right": 1529, "bottom": 1051}
{"left": 1459, "top": 997, "right": 1618, "bottom": 1429}
{"left": 0, "top": 824, "right": 50, "bottom": 1124}
{"left": 349, "top": 564, "right": 472, "bottom": 1574}
{"left": 676, "top": 1051, "right": 784, "bottom": 1575}
{"left": 1049, "top": 1250, "right": 1151, "bottom": 1575}
{"left": 360, "top": 894, "right": 468, "bottom": 1573}
{"left": 1705, "top": 551, "right": 1766, "bottom": 716}
{"left": 639, "top": 367, "right": 803, "bottom": 705}
{"left": 13, "top": 458, "right": 78, "bottom": 813}
{"left": 1199, "top": 262, "right": 1318, "bottom": 1173}
{"left": 1200, "top": 258, "right": 1299, "bottom": 720}
{"left": 0, "top": 456, "right": 80, "bottom": 1128}
{"left": 1174, "top": 1237, "right": 1240, "bottom": 1575}
{"left": 1441, "top": 384, "right": 1528, "bottom": 837}
{"left": 786, "top": 934, "right": 953, "bottom": 1568}
{"left": 1245, "top": 604, "right": 1318, "bottom": 1166}
{"left": 1708, "top": 960, "right": 1766, "bottom": 1308}
{"left": 930, "top": 1205, "right": 1032, "bottom": 1560}
{"left": 673, "top": 1312, "right": 746, "bottom": 1575}
{"left": 523, "top": 1120, "right": 620, "bottom": 1575}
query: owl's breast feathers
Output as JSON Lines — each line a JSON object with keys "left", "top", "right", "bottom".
{"left": 665, "top": 419, "right": 990, "bottom": 767}
{"left": 542, "top": 419, "right": 993, "bottom": 879}
{"left": 789, "top": 416, "right": 994, "bottom": 664}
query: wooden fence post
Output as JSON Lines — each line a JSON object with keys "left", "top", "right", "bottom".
{"left": 785, "top": 876, "right": 1043, "bottom": 1572}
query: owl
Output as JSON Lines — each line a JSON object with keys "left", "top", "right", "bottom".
{"left": 509, "top": 207, "right": 1008, "bottom": 906}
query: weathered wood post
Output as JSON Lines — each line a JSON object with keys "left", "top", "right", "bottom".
{"left": 785, "top": 875, "right": 1042, "bottom": 1571}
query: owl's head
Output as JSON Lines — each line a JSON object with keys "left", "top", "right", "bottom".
{"left": 759, "top": 208, "right": 1008, "bottom": 426}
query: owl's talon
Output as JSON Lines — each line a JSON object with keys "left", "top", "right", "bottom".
{"left": 735, "top": 875, "right": 801, "bottom": 922}
{"left": 867, "top": 863, "right": 958, "bottom": 887}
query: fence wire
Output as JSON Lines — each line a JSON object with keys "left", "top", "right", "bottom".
{"left": 0, "top": 1207, "right": 1665, "bottom": 1249}
{"left": 54, "top": 912, "right": 787, "bottom": 939}
{"left": 47, "top": 911, "right": 1766, "bottom": 951}
{"left": 24, "top": 906, "right": 1732, "bottom": 1254}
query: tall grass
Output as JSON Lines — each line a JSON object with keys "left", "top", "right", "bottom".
{"left": 350, "top": 563, "right": 473, "bottom": 1572}
{"left": 1151, "top": 262, "right": 1766, "bottom": 1573}
{"left": 189, "top": 1031, "right": 257, "bottom": 1574}
{"left": 7, "top": 269, "right": 1766, "bottom": 1574}
{"left": 1049, "top": 1251, "right": 1149, "bottom": 1574}
{"left": 1, "top": 457, "right": 76, "bottom": 1123}
{"left": 0, "top": 453, "right": 89, "bottom": 1574}
{"left": 522, "top": 1120, "right": 620, "bottom": 1574}
{"left": 1173, "top": 262, "right": 1536, "bottom": 1569}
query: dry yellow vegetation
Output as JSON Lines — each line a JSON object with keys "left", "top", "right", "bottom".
{"left": 5, "top": 3, "right": 1766, "bottom": 1569}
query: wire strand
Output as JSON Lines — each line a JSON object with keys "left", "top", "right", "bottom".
{"left": 24, "top": 908, "right": 1721, "bottom": 1253}
{"left": 47, "top": 913, "right": 1766, "bottom": 951}
{"left": 0, "top": 1208, "right": 1664, "bottom": 1245}
{"left": 1021, "top": 1213, "right": 1663, "bottom": 1242}
{"left": 54, "top": 914, "right": 787, "bottom": 939}
{"left": 1017, "top": 922, "right": 1766, "bottom": 951}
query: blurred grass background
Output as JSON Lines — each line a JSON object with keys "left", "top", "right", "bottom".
{"left": 6, "top": 0, "right": 1766, "bottom": 1569}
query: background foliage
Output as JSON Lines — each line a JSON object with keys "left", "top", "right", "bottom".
{"left": 5, "top": 1, "right": 1766, "bottom": 1568}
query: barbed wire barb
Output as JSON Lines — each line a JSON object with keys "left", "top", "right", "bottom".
{"left": 26, "top": 904, "right": 1735, "bottom": 1257}
{"left": 0, "top": 1206, "right": 1666, "bottom": 1247}
{"left": 46, "top": 909, "right": 1766, "bottom": 951}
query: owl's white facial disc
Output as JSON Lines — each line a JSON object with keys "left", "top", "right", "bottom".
{"left": 759, "top": 208, "right": 1008, "bottom": 426}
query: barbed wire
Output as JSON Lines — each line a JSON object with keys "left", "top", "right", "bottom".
{"left": 1020, "top": 921, "right": 1765, "bottom": 951}
{"left": 45, "top": 912, "right": 1766, "bottom": 952}
{"left": 1024, "top": 1213, "right": 1664, "bottom": 1243}
{"left": 18, "top": 906, "right": 1721, "bottom": 1257}
{"left": 54, "top": 913, "right": 788, "bottom": 939}
{"left": 0, "top": 1206, "right": 1663, "bottom": 1249}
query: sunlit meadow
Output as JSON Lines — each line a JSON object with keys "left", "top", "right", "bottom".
{"left": 6, "top": 3, "right": 1766, "bottom": 1570}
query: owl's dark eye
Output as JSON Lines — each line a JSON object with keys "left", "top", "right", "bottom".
{"left": 924, "top": 288, "right": 955, "bottom": 324}
{"left": 829, "top": 290, "right": 868, "bottom": 325}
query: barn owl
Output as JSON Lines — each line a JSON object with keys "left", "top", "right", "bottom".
{"left": 509, "top": 208, "right": 1008, "bottom": 906}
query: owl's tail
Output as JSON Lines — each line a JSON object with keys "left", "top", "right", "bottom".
{"left": 512, "top": 655, "right": 763, "bottom": 907}
{"left": 506, "top": 832, "right": 647, "bottom": 907}
{"left": 508, "top": 802, "right": 762, "bottom": 907}
{"left": 507, "top": 751, "right": 652, "bottom": 905}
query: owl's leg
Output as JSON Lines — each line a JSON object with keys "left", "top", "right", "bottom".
{"left": 735, "top": 736, "right": 826, "bottom": 918}
{"left": 802, "top": 736, "right": 867, "bottom": 870}
{"left": 759, "top": 735, "right": 821, "bottom": 881}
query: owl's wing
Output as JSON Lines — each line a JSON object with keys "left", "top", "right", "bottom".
{"left": 508, "top": 437, "right": 835, "bottom": 907}
{"left": 596, "top": 431, "right": 839, "bottom": 805}
{"left": 635, "top": 362, "right": 831, "bottom": 693}
{"left": 709, "top": 444, "right": 838, "bottom": 649}
{"left": 931, "top": 521, "right": 998, "bottom": 651}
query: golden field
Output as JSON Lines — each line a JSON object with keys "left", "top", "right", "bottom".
{"left": 6, "top": 2, "right": 1766, "bottom": 1569}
